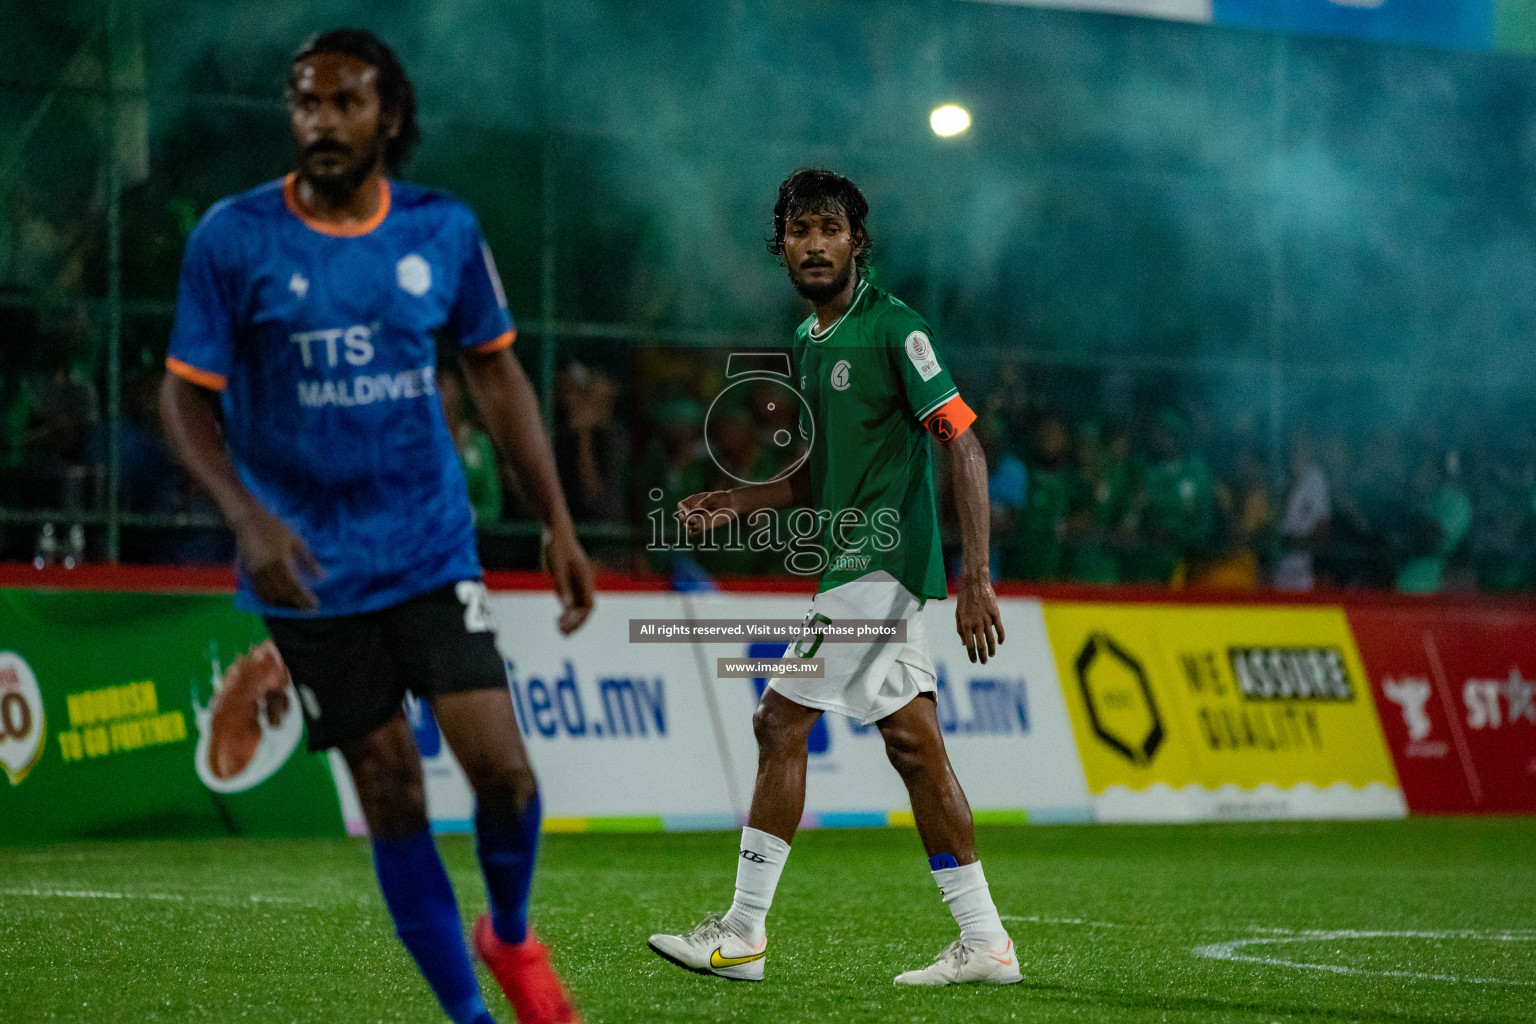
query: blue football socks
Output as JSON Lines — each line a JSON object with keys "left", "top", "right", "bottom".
{"left": 929, "top": 852, "right": 960, "bottom": 871}
{"left": 476, "top": 791, "right": 543, "bottom": 946}
{"left": 372, "top": 830, "right": 495, "bottom": 1024}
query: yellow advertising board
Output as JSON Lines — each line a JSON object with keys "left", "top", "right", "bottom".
{"left": 1041, "top": 602, "right": 1404, "bottom": 822}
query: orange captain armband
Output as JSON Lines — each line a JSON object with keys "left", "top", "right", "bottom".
{"left": 922, "top": 394, "right": 976, "bottom": 443}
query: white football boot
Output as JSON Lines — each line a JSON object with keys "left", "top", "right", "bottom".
{"left": 647, "top": 914, "right": 767, "bottom": 981}
{"left": 894, "top": 937, "right": 1023, "bottom": 986}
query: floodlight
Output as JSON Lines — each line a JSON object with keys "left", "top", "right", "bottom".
{"left": 930, "top": 103, "right": 971, "bottom": 137}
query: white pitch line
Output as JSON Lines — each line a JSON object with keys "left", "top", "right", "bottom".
{"left": 0, "top": 887, "right": 303, "bottom": 905}
{"left": 1193, "top": 929, "right": 1536, "bottom": 988}
{"left": 0, "top": 887, "right": 184, "bottom": 901}
{"left": 1004, "top": 916, "right": 1536, "bottom": 988}
{"left": 1001, "top": 914, "right": 1125, "bottom": 929}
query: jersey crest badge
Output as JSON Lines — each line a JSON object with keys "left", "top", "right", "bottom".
{"left": 396, "top": 254, "right": 432, "bottom": 297}
{"left": 831, "top": 360, "right": 852, "bottom": 391}
{"left": 289, "top": 272, "right": 309, "bottom": 299}
{"left": 905, "top": 331, "right": 940, "bottom": 382}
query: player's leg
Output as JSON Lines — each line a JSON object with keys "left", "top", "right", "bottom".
{"left": 743, "top": 688, "right": 822, "bottom": 841}
{"left": 433, "top": 688, "right": 540, "bottom": 947}
{"left": 647, "top": 689, "right": 821, "bottom": 980}
{"left": 342, "top": 714, "right": 500, "bottom": 1024}
{"left": 435, "top": 689, "right": 576, "bottom": 1023}
{"left": 394, "top": 582, "right": 577, "bottom": 1023}
{"left": 876, "top": 691, "right": 1019, "bottom": 986}
{"left": 267, "top": 612, "right": 497, "bottom": 1024}
{"left": 876, "top": 692, "right": 976, "bottom": 863}
{"left": 729, "top": 690, "right": 823, "bottom": 934}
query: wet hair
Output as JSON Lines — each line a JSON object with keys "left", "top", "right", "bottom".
{"left": 288, "top": 29, "right": 420, "bottom": 172}
{"left": 768, "top": 168, "right": 872, "bottom": 274}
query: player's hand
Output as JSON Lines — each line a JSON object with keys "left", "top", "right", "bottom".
{"left": 955, "top": 567, "right": 1005, "bottom": 664}
{"left": 676, "top": 490, "right": 738, "bottom": 536}
{"left": 544, "top": 525, "right": 595, "bottom": 635}
{"left": 233, "top": 506, "right": 323, "bottom": 611}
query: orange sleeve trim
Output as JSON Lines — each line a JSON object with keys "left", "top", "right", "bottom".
{"left": 470, "top": 329, "right": 516, "bottom": 354}
{"left": 283, "top": 172, "right": 391, "bottom": 237}
{"left": 923, "top": 395, "right": 976, "bottom": 443}
{"left": 166, "top": 356, "right": 228, "bottom": 391}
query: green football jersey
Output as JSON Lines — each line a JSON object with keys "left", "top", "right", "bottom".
{"left": 792, "top": 280, "right": 965, "bottom": 601}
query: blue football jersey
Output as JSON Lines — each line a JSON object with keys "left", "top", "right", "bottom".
{"left": 167, "top": 174, "right": 515, "bottom": 617}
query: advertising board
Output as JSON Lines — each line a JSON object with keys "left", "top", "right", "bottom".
{"left": 1041, "top": 601, "right": 1404, "bottom": 822}
{"left": 689, "top": 592, "right": 1093, "bottom": 827}
{"left": 456, "top": 591, "right": 744, "bottom": 831}
{"left": 0, "top": 588, "right": 344, "bottom": 844}
{"left": 408, "top": 591, "right": 1090, "bottom": 833}
{"left": 1349, "top": 605, "right": 1536, "bottom": 814}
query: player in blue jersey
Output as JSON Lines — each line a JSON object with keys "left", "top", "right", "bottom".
{"left": 160, "top": 30, "right": 591, "bottom": 1024}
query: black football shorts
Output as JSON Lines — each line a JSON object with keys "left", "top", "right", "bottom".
{"left": 264, "top": 581, "right": 506, "bottom": 751}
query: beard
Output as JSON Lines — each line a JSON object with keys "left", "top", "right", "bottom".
{"left": 299, "top": 134, "right": 384, "bottom": 202}
{"left": 789, "top": 258, "right": 854, "bottom": 304}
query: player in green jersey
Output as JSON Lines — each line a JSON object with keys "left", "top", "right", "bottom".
{"left": 647, "top": 169, "right": 1020, "bottom": 987}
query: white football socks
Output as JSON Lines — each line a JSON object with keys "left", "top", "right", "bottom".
{"left": 720, "top": 826, "right": 790, "bottom": 943}
{"left": 932, "top": 860, "right": 1009, "bottom": 950}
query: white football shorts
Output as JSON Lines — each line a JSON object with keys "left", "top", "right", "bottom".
{"left": 767, "top": 570, "right": 936, "bottom": 726}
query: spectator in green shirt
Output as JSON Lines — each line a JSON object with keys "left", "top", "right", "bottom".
{"left": 1129, "top": 409, "right": 1217, "bottom": 585}
{"left": 1066, "top": 421, "right": 1135, "bottom": 584}
{"left": 1004, "top": 413, "right": 1073, "bottom": 582}
{"left": 698, "top": 402, "right": 782, "bottom": 577}
{"left": 1397, "top": 450, "right": 1472, "bottom": 594}
{"left": 438, "top": 366, "right": 503, "bottom": 525}
{"left": 634, "top": 397, "right": 712, "bottom": 576}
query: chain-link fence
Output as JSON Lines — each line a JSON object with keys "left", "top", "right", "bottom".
{"left": 5, "top": 1, "right": 1536, "bottom": 592}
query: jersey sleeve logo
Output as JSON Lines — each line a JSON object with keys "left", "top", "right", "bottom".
{"left": 904, "top": 331, "right": 941, "bottom": 382}
{"left": 831, "top": 359, "right": 852, "bottom": 391}
{"left": 396, "top": 253, "right": 432, "bottom": 297}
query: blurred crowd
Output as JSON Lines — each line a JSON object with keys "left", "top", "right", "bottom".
{"left": 620, "top": 357, "right": 1536, "bottom": 595}
{"left": 4, "top": 290, "right": 1534, "bottom": 596}
{"left": 2, "top": 175, "right": 1532, "bottom": 592}
{"left": 961, "top": 366, "right": 1529, "bottom": 595}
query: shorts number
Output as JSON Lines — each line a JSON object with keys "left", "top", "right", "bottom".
{"left": 792, "top": 611, "right": 832, "bottom": 659}
{"left": 456, "top": 581, "right": 495, "bottom": 634}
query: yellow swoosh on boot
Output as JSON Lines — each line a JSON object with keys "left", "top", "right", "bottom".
{"left": 710, "top": 947, "right": 767, "bottom": 969}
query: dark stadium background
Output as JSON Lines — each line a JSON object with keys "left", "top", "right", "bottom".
{"left": 5, "top": 6, "right": 1536, "bottom": 1024}
{"left": 5, "top": 1, "right": 1536, "bottom": 583}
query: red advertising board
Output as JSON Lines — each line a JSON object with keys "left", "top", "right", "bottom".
{"left": 1349, "top": 606, "right": 1536, "bottom": 813}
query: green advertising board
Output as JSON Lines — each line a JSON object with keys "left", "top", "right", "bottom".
{"left": 0, "top": 588, "right": 345, "bottom": 844}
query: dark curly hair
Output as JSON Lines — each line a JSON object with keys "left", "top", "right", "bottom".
{"left": 288, "top": 29, "right": 420, "bottom": 173}
{"left": 768, "top": 168, "right": 872, "bottom": 275}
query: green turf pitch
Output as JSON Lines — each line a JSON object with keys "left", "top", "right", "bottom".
{"left": 2, "top": 819, "right": 1533, "bottom": 1024}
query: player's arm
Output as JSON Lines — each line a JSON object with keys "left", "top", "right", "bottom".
{"left": 944, "top": 426, "right": 1004, "bottom": 664}
{"left": 893, "top": 306, "right": 1004, "bottom": 663}
{"left": 159, "top": 374, "right": 322, "bottom": 610}
{"left": 460, "top": 345, "right": 595, "bottom": 635}
{"left": 676, "top": 462, "right": 810, "bottom": 537}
